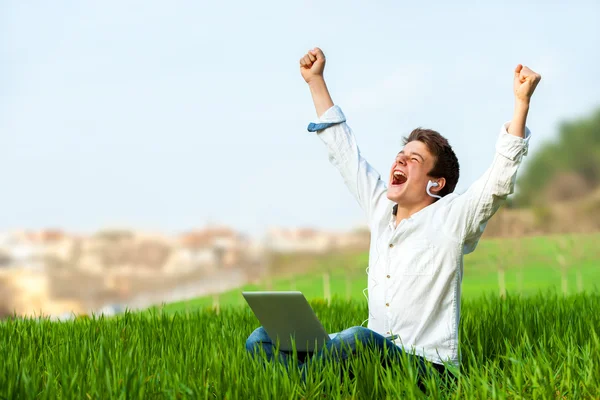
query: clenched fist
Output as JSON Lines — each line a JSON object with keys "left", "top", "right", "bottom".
{"left": 514, "top": 64, "right": 542, "bottom": 103}
{"left": 300, "top": 48, "right": 326, "bottom": 84}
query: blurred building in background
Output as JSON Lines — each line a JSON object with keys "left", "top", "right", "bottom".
{"left": 0, "top": 224, "right": 370, "bottom": 319}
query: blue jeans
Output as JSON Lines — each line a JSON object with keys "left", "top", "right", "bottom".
{"left": 245, "top": 325, "right": 441, "bottom": 383}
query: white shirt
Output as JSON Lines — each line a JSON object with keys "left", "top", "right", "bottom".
{"left": 311, "top": 105, "right": 531, "bottom": 366}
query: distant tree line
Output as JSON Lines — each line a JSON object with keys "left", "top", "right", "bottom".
{"left": 514, "top": 107, "right": 600, "bottom": 206}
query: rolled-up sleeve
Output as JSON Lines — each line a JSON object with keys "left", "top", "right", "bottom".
{"left": 495, "top": 122, "right": 531, "bottom": 161}
{"left": 308, "top": 105, "right": 388, "bottom": 227}
{"left": 307, "top": 105, "right": 347, "bottom": 133}
{"left": 445, "top": 122, "right": 531, "bottom": 253}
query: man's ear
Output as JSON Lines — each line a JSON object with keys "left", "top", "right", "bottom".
{"left": 432, "top": 177, "right": 446, "bottom": 194}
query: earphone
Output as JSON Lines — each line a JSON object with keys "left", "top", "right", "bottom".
{"left": 426, "top": 180, "right": 442, "bottom": 199}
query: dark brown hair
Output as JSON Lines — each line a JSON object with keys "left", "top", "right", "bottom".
{"left": 403, "top": 128, "right": 460, "bottom": 198}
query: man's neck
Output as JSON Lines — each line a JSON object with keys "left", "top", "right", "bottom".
{"left": 394, "top": 201, "right": 433, "bottom": 226}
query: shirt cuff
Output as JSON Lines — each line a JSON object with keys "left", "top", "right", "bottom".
{"left": 495, "top": 121, "right": 531, "bottom": 161}
{"left": 307, "top": 105, "right": 347, "bottom": 132}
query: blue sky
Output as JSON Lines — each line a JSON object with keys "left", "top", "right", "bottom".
{"left": 2, "top": 1, "right": 599, "bottom": 237}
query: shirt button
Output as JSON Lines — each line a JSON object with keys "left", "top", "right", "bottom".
{"left": 386, "top": 303, "right": 390, "bottom": 307}
{"left": 387, "top": 274, "right": 390, "bottom": 278}
{"left": 389, "top": 244, "right": 394, "bottom": 248}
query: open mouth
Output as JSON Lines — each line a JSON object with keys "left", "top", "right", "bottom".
{"left": 391, "top": 170, "right": 407, "bottom": 186}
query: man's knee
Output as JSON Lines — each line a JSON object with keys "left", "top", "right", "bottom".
{"left": 245, "top": 326, "right": 270, "bottom": 352}
{"left": 338, "top": 326, "right": 375, "bottom": 344}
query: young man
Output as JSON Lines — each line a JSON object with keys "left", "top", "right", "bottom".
{"left": 246, "top": 48, "right": 541, "bottom": 380}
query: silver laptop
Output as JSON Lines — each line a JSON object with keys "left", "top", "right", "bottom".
{"left": 242, "top": 291, "right": 331, "bottom": 352}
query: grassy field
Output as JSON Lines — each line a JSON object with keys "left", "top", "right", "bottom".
{"left": 1, "top": 293, "right": 599, "bottom": 398}
{"left": 2, "top": 233, "right": 599, "bottom": 398}
{"left": 164, "top": 233, "right": 600, "bottom": 312}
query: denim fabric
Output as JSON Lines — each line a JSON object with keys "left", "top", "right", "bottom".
{"left": 307, "top": 121, "right": 344, "bottom": 132}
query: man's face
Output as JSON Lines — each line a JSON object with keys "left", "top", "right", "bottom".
{"left": 386, "top": 140, "right": 436, "bottom": 205}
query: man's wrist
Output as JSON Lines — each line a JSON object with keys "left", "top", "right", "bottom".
{"left": 514, "top": 98, "right": 531, "bottom": 111}
{"left": 308, "top": 76, "right": 326, "bottom": 89}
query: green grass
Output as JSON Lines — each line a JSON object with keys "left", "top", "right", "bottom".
{"left": 165, "top": 233, "right": 600, "bottom": 311}
{"left": 1, "top": 293, "right": 599, "bottom": 398}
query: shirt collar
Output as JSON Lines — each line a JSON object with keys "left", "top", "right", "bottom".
{"left": 390, "top": 201, "right": 440, "bottom": 229}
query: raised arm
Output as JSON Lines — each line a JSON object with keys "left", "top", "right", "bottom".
{"left": 445, "top": 64, "right": 542, "bottom": 252}
{"left": 300, "top": 48, "right": 334, "bottom": 117}
{"left": 300, "top": 48, "right": 388, "bottom": 226}
{"left": 508, "top": 64, "right": 542, "bottom": 139}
